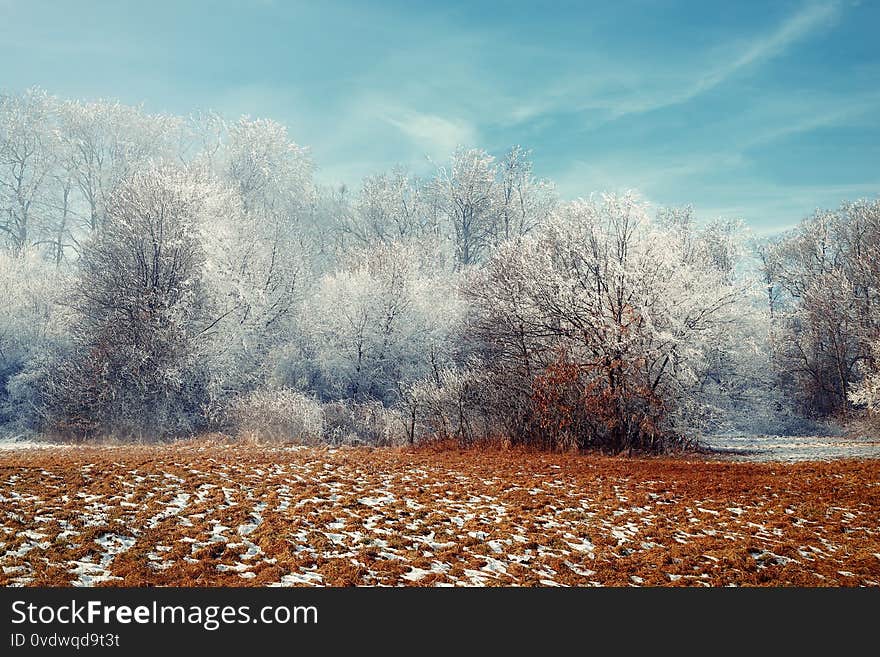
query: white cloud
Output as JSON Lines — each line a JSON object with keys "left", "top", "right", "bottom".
{"left": 377, "top": 106, "right": 478, "bottom": 157}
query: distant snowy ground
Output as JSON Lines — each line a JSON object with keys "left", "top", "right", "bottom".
{"left": 702, "top": 434, "right": 880, "bottom": 461}
{"left": 2, "top": 434, "right": 880, "bottom": 461}
{"left": 0, "top": 439, "right": 65, "bottom": 451}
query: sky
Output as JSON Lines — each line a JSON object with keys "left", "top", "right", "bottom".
{"left": 1, "top": 0, "right": 878, "bottom": 233}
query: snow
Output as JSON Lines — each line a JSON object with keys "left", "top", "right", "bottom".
{"left": 69, "top": 533, "right": 135, "bottom": 586}
{"left": 702, "top": 434, "right": 880, "bottom": 462}
{"left": 269, "top": 570, "right": 324, "bottom": 586}
{"left": 0, "top": 440, "right": 67, "bottom": 451}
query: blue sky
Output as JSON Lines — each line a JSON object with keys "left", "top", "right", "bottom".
{"left": 1, "top": 0, "right": 878, "bottom": 232}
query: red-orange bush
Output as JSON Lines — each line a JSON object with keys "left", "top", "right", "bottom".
{"left": 531, "top": 352, "right": 673, "bottom": 453}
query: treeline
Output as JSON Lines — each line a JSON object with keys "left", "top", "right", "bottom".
{"left": 762, "top": 203, "right": 880, "bottom": 417}
{"left": 1, "top": 88, "right": 878, "bottom": 451}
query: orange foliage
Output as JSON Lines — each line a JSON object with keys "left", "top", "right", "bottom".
{"left": 531, "top": 351, "right": 668, "bottom": 452}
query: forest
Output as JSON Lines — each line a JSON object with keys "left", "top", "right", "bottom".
{"left": 2, "top": 87, "right": 879, "bottom": 452}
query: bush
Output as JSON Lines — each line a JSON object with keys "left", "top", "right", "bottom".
{"left": 406, "top": 367, "right": 496, "bottom": 446}
{"left": 530, "top": 353, "right": 674, "bottom": 452}
{"left": 229, "top": 392, "right": 407, "bottom": 446}
{"left": 322, "top": 400, "right": 407, "bottom": 446}
{"left": 849, "top": 343, "right": 880, "bottom": 413}
{"left": 229, "top": 388, "right": 324, "bottom": 443}
{"left": 0, "top": 251, "right": 70, "bottom": 433}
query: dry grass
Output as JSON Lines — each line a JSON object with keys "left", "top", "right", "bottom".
{"left": 1, "top": 441, "right": 879, "bottom": 587}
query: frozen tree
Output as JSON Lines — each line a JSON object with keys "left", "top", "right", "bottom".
{"left": 457, "top": 193, "right": 743, "bottom": 451}
{"left": 194, "top": 118, "right": 317, "bottom": 415}
{"left": 493, "top": 146, "right": 556, "bottom": 243}
{"left": 766, "top": 200, "right": 880, "bottom": 416}
{"left": 337, "top": 169, "right": 437, "bottom": 246}
{"left": 224, "top": 117, "right": 313, "bottom": 218}
{"left": 179, "top": 110, "right": 227, "bottom": 169}
{"left": 284, "top": 241, "right": 463, "bottom": 406}
{"left": 0, "top": 89, "right": 57, "bottom": 255}
{"left": 849, "top": 344, "right": 880, "bottom": 412}
{"left": 56, "top": 98, "right": 181, "bottom": 233}
{"left": 37, "top": 164, "right": 214, "bottom": 438}
{"left": 0, "top": 250, "right": 71, "bottom": 430}
{"left": 198, "top": 186, "right": 310, "bottom": 416}
{"left": 752, "top": 237, "right": 783, "bottom": 318}
{"left": 430, "top": 147, "right": 497, "bottom": 268}
{"left": 425, "top": 146, "right": 554, "bottom": 270}
{"left": 43, "top": 149, "right": 78, "bottom": 266}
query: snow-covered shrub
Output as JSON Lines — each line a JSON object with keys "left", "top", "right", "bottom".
{"left": 229, "top": 388, "right": 324, "bottom": 443}
{"left": 406, "top": 366, "right": 496, "bottom": 445}
{"left": 322, "top": 400, "right": 407, "bottom": 446}
{"left": 849, "top": 342, "right": 880, "bottom": 414}
{"left": 0, "top": 251, "right": 72, "bottom": 434}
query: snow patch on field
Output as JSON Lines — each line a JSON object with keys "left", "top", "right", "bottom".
{"left": 69, "top": 533, "right": 135, "bottom": 586}
{"left": 1, "top": 444, "right": 878, "bottom": 587}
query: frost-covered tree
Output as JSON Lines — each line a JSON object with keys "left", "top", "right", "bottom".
{"left": 431, "top": 147, "right": 497, "bottom": 268}
{"left": 198, "top": 189, "right": 310, "bottom": 416}
{"left": 337, "top": 169, "right": 438, "bottom": 246}
{"left": 56, "top": 98, "right": 181, "bottom": 233}
{"left": 37, "top": 165, "right": 213, "bottom": 438}
{"left": 195, "top": 118, "right": 316, "bottom": 414}
{"left": 849, "top": 344, "right": 880, "bottom": 412}
{"left": 283, "top": 241, "right": 463, "bottom": 406}
{"left": 427, "top": 146, "right": 554, "bottom": 270}
{"left": 454, "top": 193, "right": 743, "bottom": 451}
{"left": 0, "top": 250, "right": 71, "bottom": 430}
{"left": 767, "top": 200, "right": 880, "bottom": 417}
{"left": 224, "top": 117, "right": 313, "bottom": 218}
{"left": 0, "top": 89, "right": 57, "bottom": 255}
{"left": 493, "top": 146, "right": 556, "bottom": 243}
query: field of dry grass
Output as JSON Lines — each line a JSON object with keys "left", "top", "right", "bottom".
{"left": 1, "top": 441, "right": 879, "bottom": 587}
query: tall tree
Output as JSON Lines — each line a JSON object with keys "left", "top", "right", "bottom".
{"left": 431, "top": 147, "right": 496, "bottom": 268}
{"left": 0, "top": 89, "right": 56, "bottom": 255}
{"left": 42, "top": 165, "right": 212, "bottom": 438}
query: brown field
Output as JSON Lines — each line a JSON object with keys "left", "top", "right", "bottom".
{"left": 1, "top": 441, "right": 879, "bottom": 587}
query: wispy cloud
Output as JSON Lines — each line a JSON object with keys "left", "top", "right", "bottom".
{"left": 503, "top": 1, "right": 844, "bottom": 127}
{"left": 693, "top": 181, "right": 880, "bottom": 234}
{"left": 679, "top": 1, "right": 842, "bottom": 108}
{"left": 379, "top": 107, "right": 478, "bottom": 158}
{"left": 738, "top": 90, "right": 880, "bottom": 150}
